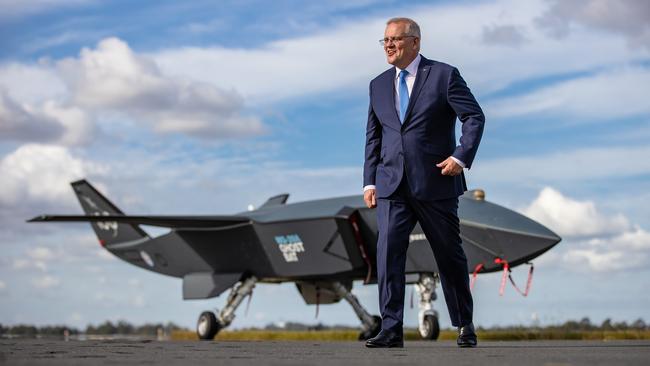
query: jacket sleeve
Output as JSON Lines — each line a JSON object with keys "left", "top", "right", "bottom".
{"left": 363, "top": 82, "right": 382, "bottom": 187}
{"left": 447, "top": 67, "right": 485, "bottom": 169}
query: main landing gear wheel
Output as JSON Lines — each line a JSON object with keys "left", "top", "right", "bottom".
{"left": 358, "top": 315, "right": 382, "bottom": 341}
{"left": 415, "top": 273, "right": 440, "bottom": 340}
{"left": 195, "top": 276, "right": 258, "bottom": 341}
{"left": 197, "top": 311, "right": 221, "bottom": 340}
{"left": 419, "top": 314, "right": 440, "bottom": 340}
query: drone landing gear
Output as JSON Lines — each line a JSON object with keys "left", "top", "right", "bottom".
{"left": 415, "top": 273, "right": 440, "bottom": 340}
{"left": 196, "top": 276, "right": 257, "bottom": 340}
{"left": 331, "top": 282, "right": 381, "bottom": 341}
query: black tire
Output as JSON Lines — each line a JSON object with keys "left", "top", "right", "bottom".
{"left": 419, "top": 314, "right": 440, "bottom": 340}
{"left": 196, "top": 311, "right": 220, "bottom": 340}
{"left": 358, "top": 315, "right": 382, "bottom": 341}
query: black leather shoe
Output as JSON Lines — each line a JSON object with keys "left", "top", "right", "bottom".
{"left": 457, "top": 323, "right": 477, "bottom": 348}
{"left": 365, "top": 330, "right": 404, "bottom": 348}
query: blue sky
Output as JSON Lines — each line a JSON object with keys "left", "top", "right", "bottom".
{"left": 1, "top": 0, "right": 649, "bottom": 331}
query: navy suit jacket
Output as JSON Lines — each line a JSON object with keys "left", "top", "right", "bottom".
{"left": 363, "top": 56, "right": 485, "bottom": 201}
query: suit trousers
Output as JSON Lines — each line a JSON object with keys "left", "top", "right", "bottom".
{"left": 376, "top": 174, "right": 473, "bottom": 332}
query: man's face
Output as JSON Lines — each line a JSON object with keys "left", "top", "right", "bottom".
{"left": 384, "top": 22, "right": 419, "bottom": 68}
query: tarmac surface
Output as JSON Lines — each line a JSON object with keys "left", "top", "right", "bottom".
{"left": 1, "top": 339, "right": 649, "bottom": 365}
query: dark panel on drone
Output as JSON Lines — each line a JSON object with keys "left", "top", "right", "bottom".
{"left": 295, "top": 281, "right": 351, "bottom": 305}
{"left": 253, "top": 217, "right": 364, "bottom": 278}
{"left": 102, "top": 232, "right": 215, "bottom": 277}
{"left": 459, "top": 224, "right": 503, "bottom": 257}
{"left": 183, "top": 272, "right": 242, "bottom": 299}
{"left": 177, "top": 224, "right": 275, "bottom": 278}
{"left": 404, "top": 223, "right": 439, "bottom": 273}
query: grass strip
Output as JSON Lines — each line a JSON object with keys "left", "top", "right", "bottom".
{"left": 171, "top": 329, "right": 650, "bottom": 341}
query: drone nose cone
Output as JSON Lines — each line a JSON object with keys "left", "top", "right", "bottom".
{"left": 505, "top": 224, "right": 561, "bottom": 268}
{"left": 459, "top": 195, "right": 562, "bottom": 269}
{"left": 516, "top": 215, "right": 562, "bottom": 247}
{"left": 544, "top": 228, "right": 562, "bottom": 246}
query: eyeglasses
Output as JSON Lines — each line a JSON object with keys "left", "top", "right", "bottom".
{"left": 379, "top": 35, "right": 417, "bottom": 46}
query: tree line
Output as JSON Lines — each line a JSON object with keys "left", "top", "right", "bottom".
{"left": 0, "top": 321, "right": 185, "bottom": 337}
{"left": 475, "top": 317, "right": 648, "bottom": 332}
{"left": 1, "top": 317, "right": 647, "bottom": 337}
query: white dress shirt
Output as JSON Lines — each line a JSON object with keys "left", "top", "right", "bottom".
{"left": 363, "top": 54, "right": 465, "bottom": 193}
{"left": 394, "top": 54, "right": 420, "bottom": 115}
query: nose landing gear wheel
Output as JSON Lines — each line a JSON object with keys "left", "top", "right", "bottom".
{"left": 419, "top": 314, "right": 440, "bottom": 340}
{"left": 197, "top": 311, "right": 221, "bottom": 340}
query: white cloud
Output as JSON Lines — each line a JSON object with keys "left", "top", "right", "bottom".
{"left": 563, "top": 227, "right": 650, "bottom": 272}
{"left": 0, "top": 280, "right": 6, "bottom": 290}
{"left": 31, "top": 275, "right": 60, "bottom": 289}
{"left": 0, "top": 90, "right": 65, "bottom": 142}
{"left": 0, "top": 63, "right": 94, "bottom": 145}
{"left": 57, "top": 37, "right": 265, "bottom": 138}
{"left": 40, "top": 101, "right": 95, "bottom": 145}
{"left": 522, "top": 187, "right": 650, "bottom": 273}
{"left": 0, "top": 98, "right": 95, "bottom": 145}
{"left": 481, "top": 24, "right": 529, "bottom": 47}
{"left": 486, "top": 67, "right": 650, "bottom": 121}
{"left": 0, "top": 62, "right": 65, "bottom": 104}
{"left": 523, "top": 187, "right": 630, "bottom": 237}
{"left": 602, "top": 227, "right": 650, "bottom": 251}
{"left": 0, "top": 37, "right": 265, "bottom": 142}
{"left": 536, "top": 0, "right": 650, "bottom": 50}
{"left": 0, "top": 143, "right": 107, "bottom": 207}
{"left": 0, "top": 73, "right": 94, "bottom": 145}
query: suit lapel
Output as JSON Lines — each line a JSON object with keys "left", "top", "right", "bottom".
{"left": 402, "top": 57, "right": 432, "bottom": 128}
{"left": 380, "top": 68, "right": 402, "bottom": 130}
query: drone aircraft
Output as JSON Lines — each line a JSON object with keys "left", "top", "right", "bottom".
{"left": 29, "top": 179, "right": 561, "bottom": 341}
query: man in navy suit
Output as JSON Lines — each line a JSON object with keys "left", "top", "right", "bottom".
{"left": 363, "top": 17, "right": 484, "bottom": 348}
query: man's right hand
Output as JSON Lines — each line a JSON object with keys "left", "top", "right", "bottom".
{"left": 364, "top": 189, "right": 377, "bottom": 209}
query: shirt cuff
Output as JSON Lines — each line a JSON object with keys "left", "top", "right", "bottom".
{"left": 363, "top": 185, "right": 376, "bottom": 192}
{"left": 450, "top": 156, "right": 466, "bottom": 168}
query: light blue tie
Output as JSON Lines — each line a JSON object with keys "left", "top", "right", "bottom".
{"left": 398, "top": 69, "right": 409, "bottom": 123}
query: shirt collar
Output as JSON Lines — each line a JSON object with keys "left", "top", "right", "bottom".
{"left": 395, "top": 54, "right": 421, "bottom": 79}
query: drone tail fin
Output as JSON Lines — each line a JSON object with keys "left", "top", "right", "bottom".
{"left": 70, "top": 179, "right": 149, "bottom": 246}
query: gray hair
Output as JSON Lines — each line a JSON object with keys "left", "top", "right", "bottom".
{"left": 386, "top": 17, "right": 421, "bottom": 38}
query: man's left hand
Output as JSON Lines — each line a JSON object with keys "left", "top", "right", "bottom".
{"left": 436, "top": 157, "right": 463, "bottom": 176}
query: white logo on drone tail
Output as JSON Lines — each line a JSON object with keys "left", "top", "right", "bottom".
{"left": 93, "top": 211, "right": 119, "bottom": 238}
